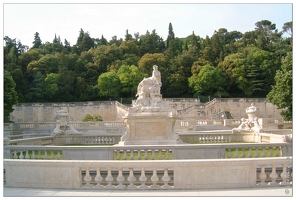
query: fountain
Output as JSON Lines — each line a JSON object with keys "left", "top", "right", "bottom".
{"left": 232, "top": 103, "right": 262, "bottom": 133}
{"left": 119, "top": 65, "right": 181, "bottom": 145}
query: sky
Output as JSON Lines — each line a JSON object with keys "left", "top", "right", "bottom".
{"left": 2, "top": 1, "right": 293, "bottom": 48}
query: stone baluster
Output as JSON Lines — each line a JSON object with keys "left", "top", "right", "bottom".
{"left": 38, "top": 151, "right": 42, "bottom": 159}
{"left": 234, "top": 148, "right": 239, "bottom": 158}
{"left": 13, "top": 150, "right": 18, "bottom": 159}
{"left": 268, "top": 164, "right": 279, "bottom": 186}
{"left": 258, "top": 165, "right": 267, "bottom": 186}
{"left": 123, "top": 150, "right": 127, "bottom": 160}
{"left": 151, "top": 168, "right": 159, "bottom": 189}
{"left": 227, "top": 148, "right": 232, "bottom": 158}
{"left": 19, "top": 151, "right": 24, "bottom": 159}
{"left": 84, "top": 167, "right": 92, "bottom": 187}
{"left": 137, "top": 150, "right": 141, "bottom": 160}
{"left": 144, "top": 150, "right": 148, "bottom": 160}
{"left": 165, "top": 149, "right": 170, "bottom": 160}
{"left": 261, "top": 148, "right": 266, "bottom": 157}
{"left": 139, "top": 167, "right": 148, "bottom": 189}
{"left": 31, "top": 151, "right": 36, "bottom": 159}
{"left": 216, "top": 135, "right": 220, "bottom": 143}
{"left": 248, "top": 148, "right": 252, "bottom": 158}
{"left": 50, "top": 151, "right": 54, "bottom": 159}
{"left": 116, "top": 167, "right": 126, "bottom": 189}
{"left": 105, "top": 167, "right": 114, "bottom": 189}
{"left": 255, "top": 148, "right": 259, "bottom": 158}
{"left": 57, "top": 151, "right": 61, "bottom": 159}
{"left": 25, "top": 150, "right": 30, "bottom": 159}
{"left": 268, "top": 147, "right": 273, "bottom": 157}
{"left": 220, "top": 135, "right": 224, "bottom": 143}
{"left": 94, "top": 167, "right": 104, "bottom": 189}
{"left": 44, "top": 151, "right": 48, "bottom": 159}
{"left": 158, "top": 150, "right": 162, "bottom": 160}
{"left": 151, "top": 150, "right": 155, "bottom": 160}
{"left": 162, "top": 167, "right": 171, "bottom": 189}
{"left": 241, "top": 148, "right": 246, "bottom": 158}
{"left": 202, "top": 135, "right": 206, "bottom": 142}
{"left": 127, "top": 168, "right": 137, "bottom": 189}
{"left": 130, "top": 150, "right": 134, "bottom": 160}
{"left": 116, "top": 150, "right": 120, "bottom": 160}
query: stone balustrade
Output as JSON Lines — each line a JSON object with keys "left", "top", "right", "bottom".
{"left": 5, "top": 121, "right": 126, "bottom": 130}
{"left": 4, "top": 143, "right": 292, "bottom": 160}
{"left": 4, "top": 157, "right": 292, "bottom": 189}
{"left": 9, "top": 136, "right": 54, "bottom": 145}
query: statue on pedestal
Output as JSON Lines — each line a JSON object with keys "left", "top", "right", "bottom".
{"left": 131, "top": 65, "right": 166, "bottom": 112}
{"left": 232, "top": 103, "right": 262, "bottom": 133}
{"left": 119, "top": 65, "right": 180, "bottom": 145}
{"left": 52, "top": 110, "right": 81, "bottom": 136}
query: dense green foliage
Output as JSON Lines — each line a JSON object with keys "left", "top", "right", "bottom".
{"left": 3, "top": 20, "right": 292, "bottom": 119}
{"left": 267, "top": 52, "right": 292, "bottom": 121}
{"left": 82, "top": 114, "right": 103, "bottom": 122}
{"left": 4, "top": 70, "right": 18, "bottom": 122}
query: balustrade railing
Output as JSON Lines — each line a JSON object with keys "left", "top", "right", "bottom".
{"left": 225, "top": 145, "right": 283, "bottom": 158}
{"left": 83, "top": 136, "right": 116, "bottom": 145}
{"left": 4, "top": 143, "right": 291, "bottom": 160}
{"left": 81, "top": 166, "right": 173, "bottom": 189}
{"left": 4, "top": 157, "right": 292, "bottom": 190}
{"left": 198, "top": 134, "right": 232, "bottom": 143}
{"left": 113, "top": 149, "right": 172, "bottom": 160}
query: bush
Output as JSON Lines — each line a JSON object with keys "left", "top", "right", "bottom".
{"left": 82, "top": 114, "right": 103, "bottom": 122}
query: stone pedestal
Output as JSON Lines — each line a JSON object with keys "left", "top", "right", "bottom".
{"left": 119, "top": 109, "right": 180, "bottom": 145}
{"left": 118, "top": 65, "right": 181, "bottom": 145}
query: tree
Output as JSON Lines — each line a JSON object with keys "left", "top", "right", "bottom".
{"left": 266, "top": 52, "right": 292, "bottom": 121}
{"left": 125, "top": 29, "right": 133, "bottom": 41}
{"left": 32, "top": 32, "right": 42, "bottom": 48}
{"left": 188, "top": 64, "right": 227, "bottom": 96}
{"left": 80, "top": 32, "right": 94, "bottom": 51}
{"left": 138, "top": 30, "right": 165, "bottom": 55}
{"left": 138, "top": 53, "right": 167, "bottom": 75}
{"left": 117, "top": 65, "right": 147, "bottom": 98}
{"left": 4, "top": 70, "right": 18, "bottom": 122}
{"left": 30, "top": 71, "right": 46, "bottom": 101}
{"left": 218, "top": 53, "right": 249, "bottom": 95}
{"left": 166, "top": 22, "right": 175, "bottom": 48}
{"left": 282, "top": 21, "right": 293, "bottom": 46}
{"left": 244, "top": 46, "right": 280, "bottom": 97}
{"left": 44, "top": 73, "right": 59, "bottom": 101}
{"left": 97, "top": 72, "right": 121, "bottom": 99}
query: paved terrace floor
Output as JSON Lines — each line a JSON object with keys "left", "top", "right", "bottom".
{"left": 3, "top": 186, "right": 293, "bottom": 198}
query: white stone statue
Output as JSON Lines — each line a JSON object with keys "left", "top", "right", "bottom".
{"left": 51, "top": 110, "right": 81, "bottom": 136}
{"left": 232, "top": 103, "right": 262, "bottom": 133}
{"left": 132, "top": 65, "right": 165, "bottom": 111}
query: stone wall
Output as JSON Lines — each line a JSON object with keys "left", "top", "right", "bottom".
{"left": 9, "top": 98, "right": 283, "bottom": 123}
{"left": 203, "top": 98, "right": 282, "bottom": 119}
{"left": 10, "top": 101, "right": 123, "bottom": 123}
